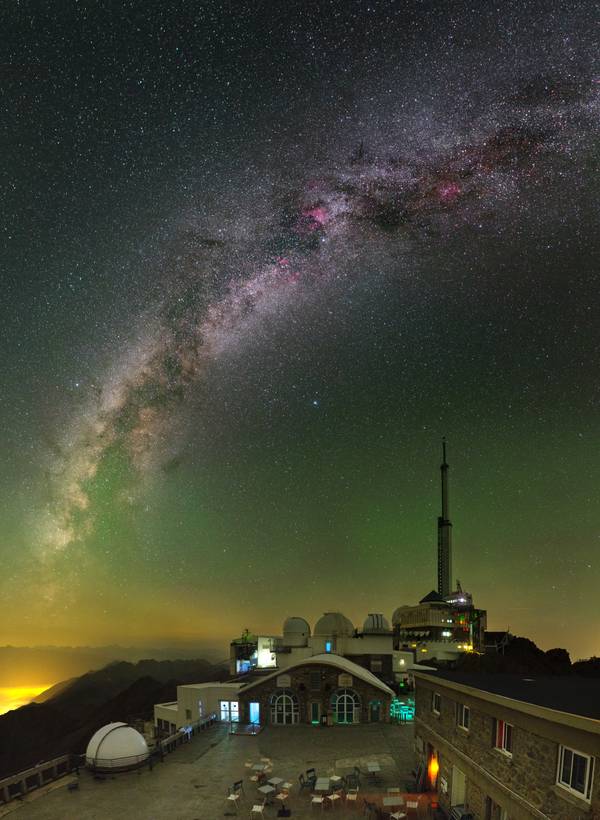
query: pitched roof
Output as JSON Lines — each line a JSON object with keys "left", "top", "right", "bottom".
{"left": 239, "top": 654, "right": 395, "bottom": 696}
{"left": 419, "top": 590, "right": 446, "bottom": 604}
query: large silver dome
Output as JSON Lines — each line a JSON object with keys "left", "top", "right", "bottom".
{"left": 282, "top": 616, "right": 311, "bottom": 646}
{"left": 314, "top": 612, "right": 354, "bottom": 637}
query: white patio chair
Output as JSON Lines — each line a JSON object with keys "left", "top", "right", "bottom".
{"left": 226, "top": 791, "right": 240, "bottom": 813}
{"left": 250, "top": 797, "right": 266, "bottom": 817}
{"left": 345, "top": 786, "right": 359, "bottom": 808}
{"left": 390, "top": 813, "right": 407, "bottom": 820}
{"left": 326, "top": 791, "right": 342, "bottom": 809}
{"left": 311, "top": 794, "right": 325, "bottom": 811}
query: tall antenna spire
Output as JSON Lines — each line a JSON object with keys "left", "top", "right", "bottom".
{"left": 437, "top": 438, "right": 452, "bottom": 598}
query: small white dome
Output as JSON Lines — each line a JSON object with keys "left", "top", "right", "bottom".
{"left": 282, "top": 617, "right": 311, "bottom": 647}
{"left": 362, "top": 613, "right": 391, "bottom": 633}
{"left": 314, "top": 612, "right": 354, "bottom": 637}
{"left": 86, "top": 722, "right": 149, "bottom": 771}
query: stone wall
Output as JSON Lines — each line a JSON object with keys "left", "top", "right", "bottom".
{"left": 415, "top": 678, "right": 600, "bottom": 819}
{"left": 238, "top": 662, "right": 391, "bottom": 726}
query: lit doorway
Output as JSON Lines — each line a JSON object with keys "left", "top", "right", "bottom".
{"left": 311, "top": 702, "right": 321, "bottom": 724}
{"left": 249, "top": 702, "right": 260, "bottom": 724}
{"left": 451, "top": 766, "right": 466, "bottom": 807}
{"left": 220, "top": 700, "right": 240, "bottom": 722}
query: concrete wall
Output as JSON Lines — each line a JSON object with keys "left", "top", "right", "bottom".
{"left": 238, "top": 662, "right": 392, "bottom": 726}
{"left": 155, "top": 683, "right": 242, "bottom": 729}
{"left": 154, "top": 703, "right": 178, "bottom": 731}
{"left": 415, "top": 677, "right": 600, "bottom": 820}
{"left": 177, "top": 683, "right": 242, "bottom": 725}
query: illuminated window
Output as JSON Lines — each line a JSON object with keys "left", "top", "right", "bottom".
{"left": 325, "top": 641, "right": 332, "bottom": 653}
{"left": 557, "top": 745, "right": 594, "bottom": 801}
{"left": 432, "top": 692, "right": 441, "bottom": 715}
{"left": 331, "top": 689, "right": 361, "bottom": 724}
{"left": 494, "top": 719, "right": 513, "bottom": 755}
{"left": 457, "top": 703, "right": 470, "bottom": 731}
{"left": 270, "top": 689, "right": 299, "bottom": 725}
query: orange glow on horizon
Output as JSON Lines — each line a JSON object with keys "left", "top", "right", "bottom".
{"left": 0, "top": 685, "right": 52, "bottom": 715}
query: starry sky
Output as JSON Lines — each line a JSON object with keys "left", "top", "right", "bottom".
{"left": 1, "top": 1, "right": 599, "bottom": 663}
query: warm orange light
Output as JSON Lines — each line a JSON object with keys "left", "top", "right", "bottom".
{"left": 428, "top": 755, "right": 439, "bottom": 786}
{"left": 0, "top": 685, "right": 52, "bottom": 715}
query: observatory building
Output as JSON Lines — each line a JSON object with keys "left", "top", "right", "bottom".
{"left": 85, "top": 722, "right": 149, "bottom": 772}
{"left": 155, "top": 441, "right": 487, "bottom": 732}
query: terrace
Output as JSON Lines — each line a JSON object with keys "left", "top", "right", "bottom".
{"left": 4, "top": 722, "right": 437, "bottom": 819}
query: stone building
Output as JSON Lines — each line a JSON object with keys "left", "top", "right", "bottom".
{"left": 237, "top": 654, "right": 394, "bottom": 726}
{"left": 413, "top": 670, "right": 600, "bottom": 819}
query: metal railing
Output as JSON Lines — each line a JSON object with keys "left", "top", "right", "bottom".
{"left": 0, "top": 713, "right": 220, "bottom": 806}
{"left": 0, "top": 753, "right": 76, "bottom": 805}
{"left": 157, "top": 712, "right": 218, "bottom": 753}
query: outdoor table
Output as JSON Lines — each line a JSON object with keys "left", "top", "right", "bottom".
{"left": 268, "top": 777, "right": 284, "bottom": 789}
{"left": 314, "top": 777, "right": 330, "bottom": 792}
{"left": 258, "top": 784, "right": 276, "bottom": 804}
{"left": 330, "top": 775, "right": 342, "bottom": 784}
{"left": 367, "top": 762, "right": 381, "bottom": 773}
{"left": 383, "top": 796, "right": 405, "bottom": 807}
{"left": 252, "top": 763, "right": 266, "bottom": 771}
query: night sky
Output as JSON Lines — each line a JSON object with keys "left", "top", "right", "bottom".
{"left": 1, "top": 1, "right": 599, "bottom": 662}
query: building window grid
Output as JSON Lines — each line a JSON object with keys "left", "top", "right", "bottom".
{"left": 556, "top": 744, "right": 594, "bottom": 802}
{"left": 457, "top": 702, "right": 470, "bottom": 731}
{"left": 432, "top": 692, "right": 441, "bottom": 715}
{"left": 494, "top": 719, "right": 513, "bottom": 755}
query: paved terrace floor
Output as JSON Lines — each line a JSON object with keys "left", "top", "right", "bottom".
{"left": 4, "top": 722, "right": 430, "bottom": 820}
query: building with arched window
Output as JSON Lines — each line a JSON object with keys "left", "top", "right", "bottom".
{"left": 237, "top": 654, "right": 394, "bottom": 727}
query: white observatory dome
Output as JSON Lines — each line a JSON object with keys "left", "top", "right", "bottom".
{"left": 314, "top": 612, "right": 355, "bottom": 637}
{"left": 85, "top": 722, "right": 149, "bottom": 771}
{"left": 362, "top": 613, "right": 391, "bottom": 633}
{"left": 282, "top": 616, "right": 311, "bottom": 647}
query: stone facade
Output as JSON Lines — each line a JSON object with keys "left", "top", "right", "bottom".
{"left": 414, "top": 674, "right": 600, "bottom": 820}
{"left": 238, "top": 662, "right": 392, "bottom": 726}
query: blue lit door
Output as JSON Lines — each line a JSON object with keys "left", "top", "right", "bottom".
{"left": 250, "top": 702, "right": 260, "bottom": 724}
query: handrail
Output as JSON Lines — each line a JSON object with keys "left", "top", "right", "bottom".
{"left": 0, "top": 753, "right": 76, "bottom": 805}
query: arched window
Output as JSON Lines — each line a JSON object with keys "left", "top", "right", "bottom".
{"left": 270, "top": 689, "right": 299, "bottom": 725}
{"left": 331, "top": 689, "right": 361, "bottom": 724}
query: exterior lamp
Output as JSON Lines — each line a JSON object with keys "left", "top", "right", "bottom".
{"left": 428, "top": 755, "right": 439, "bottom": 787}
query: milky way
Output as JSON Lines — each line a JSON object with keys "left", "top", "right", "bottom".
{"left": 41, "top": 73, "right": 599, "bottom": 561}
{"left": 3, "top": 0, "right": 600, "bottom": 655}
